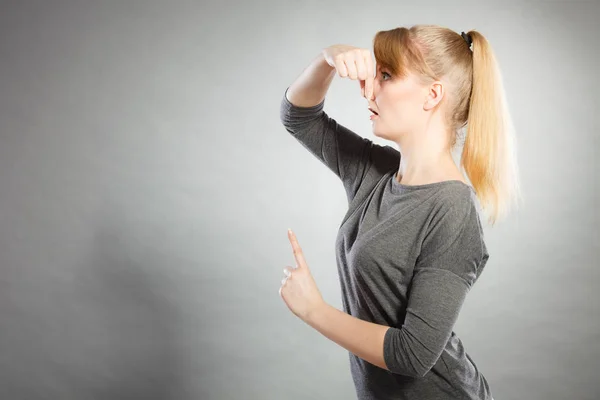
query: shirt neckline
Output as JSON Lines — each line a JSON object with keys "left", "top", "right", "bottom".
{"left": 389, "top": 170, "right": 473, "bottom": 192}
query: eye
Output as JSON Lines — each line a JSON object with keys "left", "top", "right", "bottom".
{"left": 381, "top": 71, "right": 391, "bottom": 80}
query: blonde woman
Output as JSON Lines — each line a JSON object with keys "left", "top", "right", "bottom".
{"left": 279, "top": 25, "right": 521, "bottom": 399}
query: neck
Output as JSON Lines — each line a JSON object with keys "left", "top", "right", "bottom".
{"left": 393, "top": 124, "right": 464, "bottom": 186}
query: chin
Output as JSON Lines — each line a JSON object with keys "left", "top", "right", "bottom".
{"left": 373, "top": 127, "right": 402, "bottom": 143}
{"left": 372, "top": 128, "right": 387, "bottom": 139}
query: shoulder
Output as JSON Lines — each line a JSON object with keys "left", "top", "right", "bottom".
{"left": 417, "top": 184, "right": 489, "bottom": 281}
{"left": 427, "top": 184, "right": 478, "bottom": 228}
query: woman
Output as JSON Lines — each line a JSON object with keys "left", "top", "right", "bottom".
{"left": 279, "top": 25, "right": 521, "bottom": 399}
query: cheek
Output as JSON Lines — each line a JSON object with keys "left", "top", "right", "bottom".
{"left": 385, "top": 97, "right": 411, "bottom": 122}
{"left": 396, "top": 93, "right": 422, "bottom": 118}
{"left": 378, "top": 86, "right": 419, "bottom": 123}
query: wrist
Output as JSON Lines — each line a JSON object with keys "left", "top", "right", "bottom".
{"left": 305, "top": 300, "right": 329, "bottom": 326}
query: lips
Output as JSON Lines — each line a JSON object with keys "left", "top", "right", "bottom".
{"left": 368, "top": 107, "right": 379, "bottom": 115}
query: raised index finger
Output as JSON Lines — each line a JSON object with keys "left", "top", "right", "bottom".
{"left": 288, "top": 229, "right": 306, "bottom": 268}
{"left": 364, "top": 51, "right": 374, "bottom": 100}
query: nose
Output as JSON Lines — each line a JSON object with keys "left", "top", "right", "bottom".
{"left": 366, "top": 82, "right": 379, "bottom": 112}
{"left": 368, "top": 78, "right": 379, "bottom": 101}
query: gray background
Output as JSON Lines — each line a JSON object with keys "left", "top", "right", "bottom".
{"left": 0, "top": 0, "right": 598, "bottom": 399}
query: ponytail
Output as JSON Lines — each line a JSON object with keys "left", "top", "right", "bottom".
{"left": 461, "top": 30, "right": 523, "bottom": 225}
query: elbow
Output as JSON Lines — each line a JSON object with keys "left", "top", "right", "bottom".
{"left": 387, "top": 365, "right": 429, "bottom": 379}
{"left": 279, "top": 106, "right": 291, "bottom": 128}
{"left": 387, "top": 364, "right": 431, "bottom": 379}
{"left": 279, "top": 96, "right": 293, "bottom": 127}
{"left": 413, "top": 365, "right": 433, "bottom": 378}
{"left": 383, "top": 328, "right": 435, "bottom": 378}
{"left": 384, "top": 350, "right": 429, "bottom": 378}
{"left": 407, "top": 359, "right": 434, "bottom": 378}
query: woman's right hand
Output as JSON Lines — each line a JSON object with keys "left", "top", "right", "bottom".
{"left": 322, "top": 45, "right": 375, "bottom": 101}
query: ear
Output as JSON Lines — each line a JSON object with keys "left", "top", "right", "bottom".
{"left": 423, "top": 81, "right": 444, "bottom": 111}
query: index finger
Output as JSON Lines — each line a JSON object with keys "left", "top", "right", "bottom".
{"left": 288, "top": 229, "right": 306, "bottom": 268}
{"left": 363, "top": 51, "right": 374, "bottom": 100}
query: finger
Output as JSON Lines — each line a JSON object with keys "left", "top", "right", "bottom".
{"left": 334, "top": 56, "right": 348, "bottom": 78}
{"left": 344, "top": 56, "right": 358, "bottom": 80}
{"left": 355, "top": 50, "right": 367, "bottom": 81}
{"left": 364, "top": 51, "right": 374, "bottom": 100}
{"left": 288, "top": 229, "right": 306, "bottom": 268}
{"left": 357, "top": 57, "right": 366, "bottom": 98}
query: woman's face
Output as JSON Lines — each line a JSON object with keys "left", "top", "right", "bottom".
{"left": 369, "top": 66, "right": 428, "bottom": 140}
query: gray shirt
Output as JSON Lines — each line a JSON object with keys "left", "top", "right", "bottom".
{"left": 280, "top": 87, "right": 493, "bottom": 400}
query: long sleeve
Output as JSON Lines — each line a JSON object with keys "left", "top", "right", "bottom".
{"left": 279, "top": 87, "right": 374, "bottom": 203}
{"left": 382, "top": 194, "right": 490, "bottom": 378}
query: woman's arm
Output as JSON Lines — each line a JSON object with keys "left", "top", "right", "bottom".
{"left": 280, "top": 51, "right": 374, "bottom": 204}
{"left": 306, "top": 302, "right": 391, "bottom": 371}
{"left": 285, "top": 52, "right": 336, "bottom": 107}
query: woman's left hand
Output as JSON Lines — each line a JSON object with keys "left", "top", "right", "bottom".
{"left": 279, "top": 229, "right": 326, "bottom": 322}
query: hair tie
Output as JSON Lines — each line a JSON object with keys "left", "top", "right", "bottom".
{"left": 461, "top": 31, "right": 473, "bottom": 48}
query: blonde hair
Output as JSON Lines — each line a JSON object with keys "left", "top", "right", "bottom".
{"left": 373, "top": 25, "right": 523, "bottom": 225}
